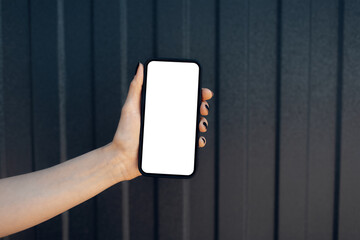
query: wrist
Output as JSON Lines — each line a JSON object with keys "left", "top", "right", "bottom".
{"left": 99, "top": 142, "right": 139, "bottom": 183}
{"left": 98, "top": 143, "right": 126, "bottom": 184}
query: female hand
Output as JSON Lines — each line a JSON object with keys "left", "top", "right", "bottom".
{"left": 107, "top": 63, "right": 213, "bottom": 181}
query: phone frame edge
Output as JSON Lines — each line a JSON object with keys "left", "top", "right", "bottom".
{"left": 138, "top": 58, "right": 202, "bottom": 179}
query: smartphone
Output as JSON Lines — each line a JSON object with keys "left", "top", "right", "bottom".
{"left": 138, "top": 59, "right": 201, "bottom": 178}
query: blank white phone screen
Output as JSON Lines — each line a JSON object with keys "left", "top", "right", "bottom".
{"left": 141, "top": 61, "right": 200, "bottom": 176}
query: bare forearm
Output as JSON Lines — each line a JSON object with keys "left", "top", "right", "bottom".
{"left": 0, "top": 63, "right": 211, "bottom": 237}
{"left": 0, "top": 143, "right": 123, "bottom": 237}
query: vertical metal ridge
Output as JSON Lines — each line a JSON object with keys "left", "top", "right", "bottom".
{"left": 333, "top": 0, "right": 344, "bottom": 239}
{"left": 119, "top": 1, "right": 130, "bottom": 239}
{"left": 182, "top": 180, "right": 190, "bottom": 240}
{"left": 57, "top": 0, "right": 67, "bottom": 164}
{"left": 57, "top": 0, "right": 69, "bottom": 239}
{"left": 305, "top": 0, "right": 312, "bottom": 238}
{"left": 182, "top": 0, "right": 190, "bottom": 58}
{"left": 28, "top": 0, "right": 35, "bottom": 177}
{"left": 120, "top": 0, "right": 128, "bottom": 104}
{"left": 243, "top": 0, "right": 250, "bottom": 238}
{"left": 0, "top": 0, "right": 6, "bottom": 180}
{"left": 274, "top": 0, "right": 282, "bottom": 239}
{"left": 153, "top": 0, "right": 158, "bottom": 59}
{"left": 214, "top": 0, "right": 220, "bottom": 238}
{"left": 122, "top": 180, "right": 130, "bottom": 240}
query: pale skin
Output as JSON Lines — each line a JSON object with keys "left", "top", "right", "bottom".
{"left": 0, "top": 63, "right": 213, "bottom": 237}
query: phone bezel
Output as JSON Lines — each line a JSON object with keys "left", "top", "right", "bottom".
{"left": 138, "top": 58, "right": 202, "bottom": 178}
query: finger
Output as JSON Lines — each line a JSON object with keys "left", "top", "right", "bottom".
{"left": 134, "top": 62, "right": 144, "bottom": 84}
{"left": 199, "top": 117, "right": 208, "bottom": 132}
{"left": 201, "top": 88, "right": 214, "bottom": 101}
{"left": 125, "top": 63, "right": 144, "bottom": 104}
{"left": 200, "top": 101, "right": 210, "bottom": 116}
{"left": 198, "top": 136, "right": 206, "bottom": 148}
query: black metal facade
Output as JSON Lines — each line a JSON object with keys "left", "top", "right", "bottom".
{"left": 0, "top": 0, "right": 359, "bottom": 239}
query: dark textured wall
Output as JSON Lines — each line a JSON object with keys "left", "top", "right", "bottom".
{"left": 0, "top": 0, "right": 359, "bottom": 239}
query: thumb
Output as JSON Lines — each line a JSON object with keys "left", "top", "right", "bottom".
{"left": 125, "top": 63, "right": 144, "bottom": 105}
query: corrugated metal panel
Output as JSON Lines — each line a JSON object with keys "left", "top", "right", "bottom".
{"left": 1, "top": 0, "right": 359, "bottom": 239}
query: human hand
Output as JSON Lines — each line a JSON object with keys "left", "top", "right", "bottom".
{"left": 107, "top": 63, "right": 213, "bottom": 181}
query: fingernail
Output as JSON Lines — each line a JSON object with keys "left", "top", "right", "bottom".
{"left": 210, "top": 90, "right": 214, "bottom": 97}
{"left": 205, "top": 104, "right": 209, "bottom": 111}
{"left": 134, "top": 62, "right": 140, "bottom": 75}
{"left": 203, "top": 121, "right": 208, "bottom": 129}
{"left": 202, "top": 137, "right": 206, "bottom": 143}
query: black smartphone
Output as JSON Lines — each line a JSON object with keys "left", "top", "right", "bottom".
{"left": 138, "top": 59, "right": 201, "bottom": 178}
